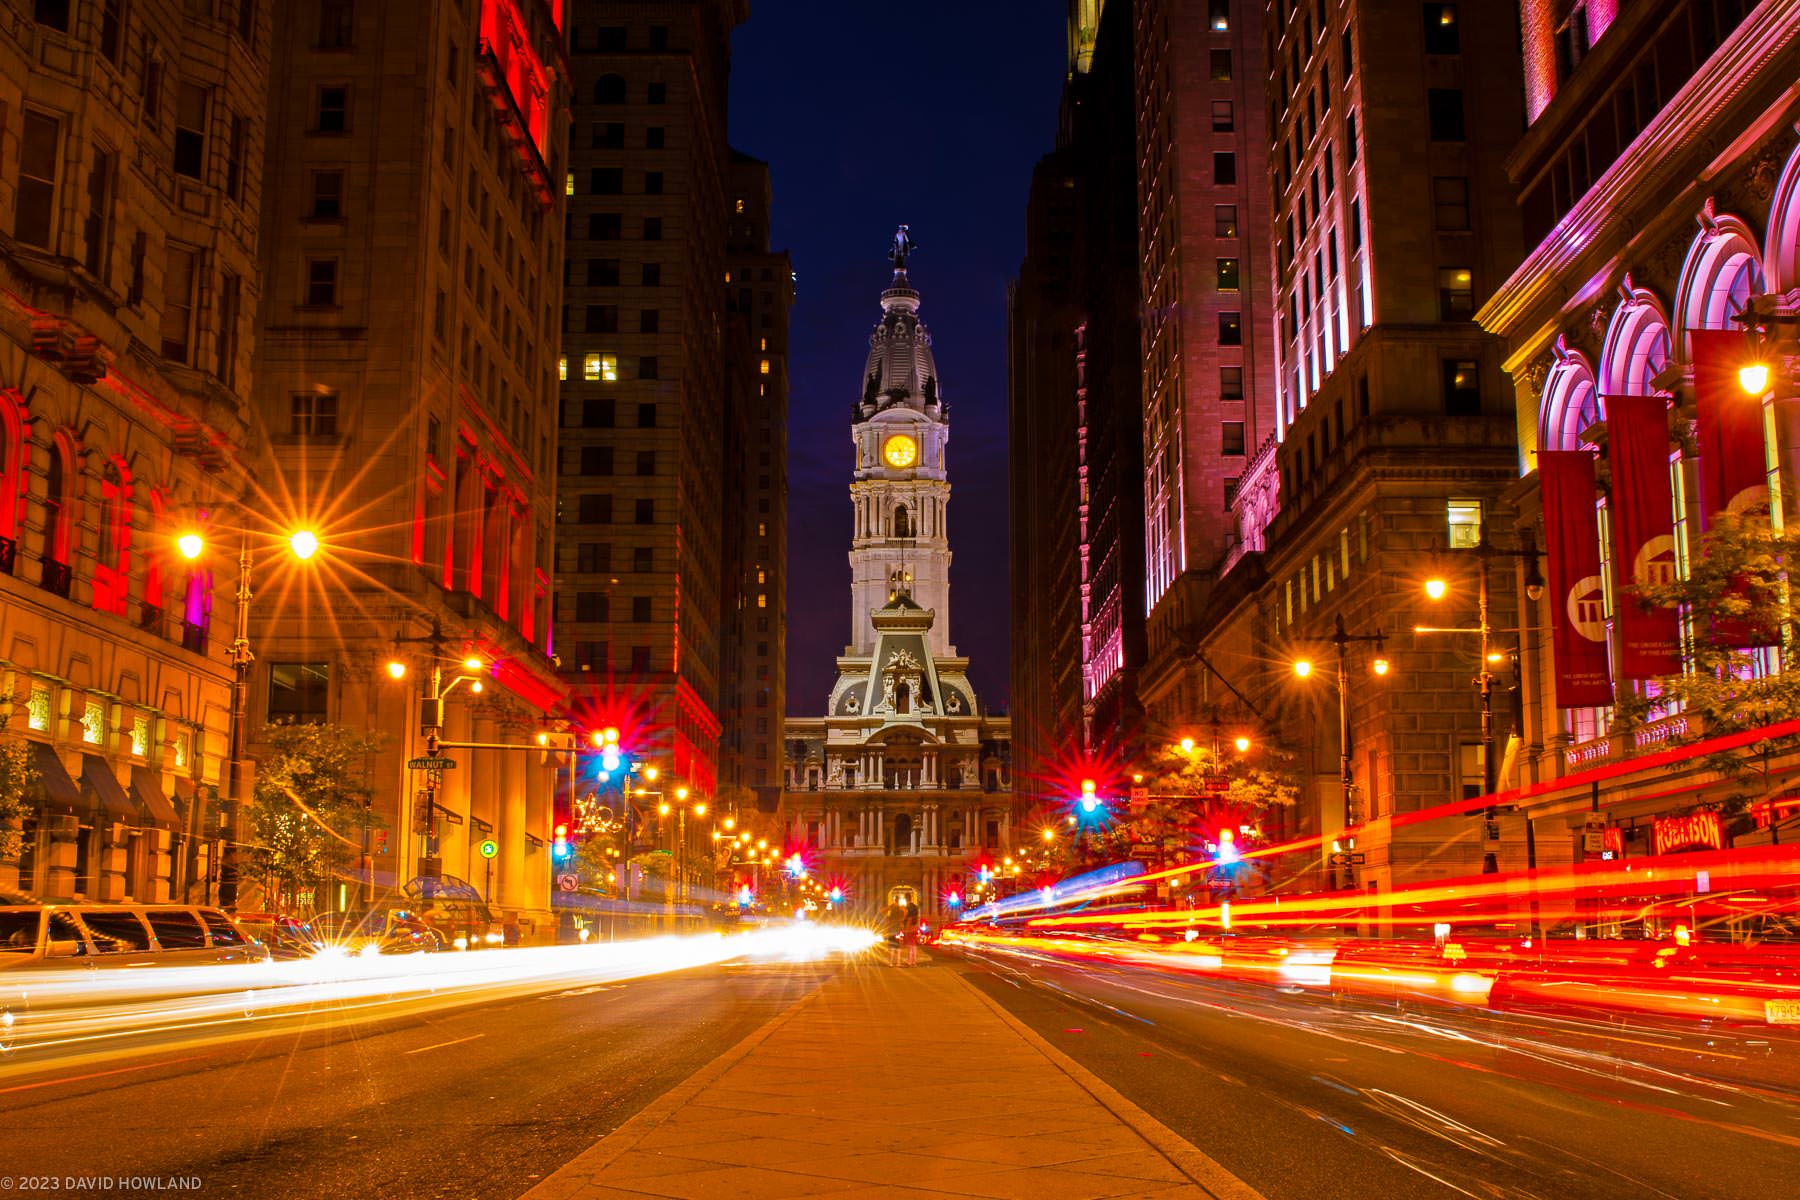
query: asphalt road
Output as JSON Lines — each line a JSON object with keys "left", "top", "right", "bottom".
{"left": 955, "top": 945, "right": 1800, "bottom": 1200}
{"left": 0, "top": 960, "right": 826, "bottom": 1199}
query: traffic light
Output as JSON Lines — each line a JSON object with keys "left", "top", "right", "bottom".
{"left": 552, "top": 824, "right": 571, "bottom": 861}
{"left": 1214, "top": 828, "right": 1239, "bottom": 865}
{"left": 829, "top": 886, "right": 843, "bottom": 905}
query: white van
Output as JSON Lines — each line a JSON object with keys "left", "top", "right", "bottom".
{"left": 0, "top": 902, "right": 269, "bottom": 970}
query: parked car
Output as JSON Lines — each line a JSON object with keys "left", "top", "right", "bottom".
{"left": 234, "top": 913, "right": 328, "bottom": 960}
{"left": 0, "top": 901, "right": 268, "bottom": 971}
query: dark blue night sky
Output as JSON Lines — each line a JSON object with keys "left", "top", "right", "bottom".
{"left": 729, "top": 2, "right": 1066, "bottom": 718}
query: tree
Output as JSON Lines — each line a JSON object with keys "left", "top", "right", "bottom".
{"left": 1621, "top": 511, "right": 1800, "bottom": 813}
{"left": 250, "top": 723, "right": 385, "bottom": 910}
{"left": 1109, "top": 740, "right": 1301, "bottom": 883}
{"left": 0, "top": 739, "right": 38, "bottom": 863}
{"left": 572, "top": 834, "right": 617, "bottom": 895}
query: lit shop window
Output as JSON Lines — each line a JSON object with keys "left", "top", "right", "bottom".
{"left": 82, "top": 701, "right": 105, "bottom": 745}
{"left": 27, "top": 685, "right": 50, "bottom": 732}
{"left": 1447, "top": 499, "right": 1483, "bottom": 549}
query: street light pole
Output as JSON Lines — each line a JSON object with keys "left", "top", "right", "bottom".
{"left": 220, "top": 535, "right": 253, "bottom": 910}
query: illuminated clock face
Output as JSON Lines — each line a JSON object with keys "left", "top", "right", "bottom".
{"left": 882, "top": 435, "right": 919, "bottom": 469}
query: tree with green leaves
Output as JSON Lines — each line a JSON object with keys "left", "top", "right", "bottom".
{"left": 0, "top": 739, "right": 37, "bottom": 864}
{"left": 1108, "top": 739, "right": 1301, "bottom": 883}
{"left": 1622, "top": 510, "right": 1800, "bottom": 814}
{"left": 249, "top": 723, "right": 386, "bottom": 910}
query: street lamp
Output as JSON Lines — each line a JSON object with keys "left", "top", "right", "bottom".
{"left": 1415, "top": 523, "right": 1544, "bottom": 799}
{"left": 174, "top": 523, "right": 321, "bottom": 908}
{"left": 384, "top": 619, "right": 489, "bottom": 890}
{"left": 1292, "top": 613, "right": 1389, "bottom": 831}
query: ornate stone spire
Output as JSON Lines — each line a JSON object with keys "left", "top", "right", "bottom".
{"left": 862, "top": 226, "right": 941, "bottom": 415}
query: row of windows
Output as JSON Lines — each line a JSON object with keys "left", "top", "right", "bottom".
{"left": 573, "top": 168, "right": 669, "bottom": 196}
{"left": 573, "top": 213, "right": 666, "bottom": 241}
{"left": 569, "top": 305, "right": 662, "bottom": 333}
{"left": 572, "top": 25, "right": 670, "bottom": 53}
{"left": 572, "top": 495, "right": 659, "bottom": 524}
{"left": 557, "top": 352, "right": 660, "bottom": 381}
{"left": 572, "top": 447, "right": 657, "bottom": 476}
{"left": 568, "top": 260, "right": 664, "bottom": 287}
{"left": 573, "top": 123, "right": 665, "bottom": 151}
{"left": 563, "top": 398, "right": 658, "bottom": 427}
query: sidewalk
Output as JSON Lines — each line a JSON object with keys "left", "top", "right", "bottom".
{"left": 524, "top": 951, "right": 1263, "bottom": 1200}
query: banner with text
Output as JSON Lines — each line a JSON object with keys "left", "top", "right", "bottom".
{"left": 1691, "top": 328, "right": 1774, "bottom": 646}
{"left": 1539, "top": 450, "right": 1614, "bottom": 708}
{"left": 1605, "top": 394, "right": 1682, "bottom": 677}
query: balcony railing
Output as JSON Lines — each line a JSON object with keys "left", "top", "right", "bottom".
{"left": 39, "top": 558, "right": 72, "bottom": 598}
{"left": 1562, "top": 713, "right": 1700, "bottom": 772}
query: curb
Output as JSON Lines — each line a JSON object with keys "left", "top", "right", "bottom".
{"left": 520, "top": 979, "right": 825, "bottom": 1200}
{"left": 954, "top": 969, "right": 1268, "bottom": 1200}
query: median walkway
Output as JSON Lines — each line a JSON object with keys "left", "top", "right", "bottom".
{"left": 523, "top": 951, "right": 1262, "bottom": 1200}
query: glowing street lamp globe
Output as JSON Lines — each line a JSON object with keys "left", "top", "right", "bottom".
{"left": 176, "top": 532, "right": 205, "bottom": 561}
{"left": 288, "top": 530, "right": 321, "bottom": 560}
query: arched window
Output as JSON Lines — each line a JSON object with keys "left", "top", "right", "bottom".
{"left": 93, "top": 457, "right": 132, "bottom": 616}
{"left": 1539, "top": 344, "right": 1601, "bottom": 452}
{"left": 182, "top": 566, "right": 212, "bottom": 653}
{"left": 593, "top": 74, "right": 626, "bottom": 104}
{"left": 1765, "top": 143, "right": 1800, "bottom": 293}
{"left": 1599, "top": 290, "right": 1673, "bottom": 397}
{"left": 40, "top": 435, "right": 76, "bottom": 596}
{"left": 142, "top": 489, "right": 169, "bottom": 628}
{"left": 893, "top": 504, "right": 910, "bottom": 538}
{"left": 0, "top": 389, "right": 27, "bottom": 553}
{"left": 1674, "top": 214, "right": 1764, "bottom": 352}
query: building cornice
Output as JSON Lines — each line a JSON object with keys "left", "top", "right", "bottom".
{"left": 1479, "top": 0, "right": 1800, "bottom": 359}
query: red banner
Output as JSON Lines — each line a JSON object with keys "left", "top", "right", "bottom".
{"left": 1539, "top": 451, "right": 1613, "bottom": 708}
{"left": 1692, "top": 329, "right": 1769, "bottom": 529}
{"left": 1691, "top": 328, "right": 1774, "bottom": 646}
{"left": 1605, "top": 394, "right": 1681, "bottom": 677}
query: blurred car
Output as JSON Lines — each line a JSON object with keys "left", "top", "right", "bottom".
{"left": 235, "top": 913, "right": 327, "bottom": 960}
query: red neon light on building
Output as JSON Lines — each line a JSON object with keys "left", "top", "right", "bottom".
{"left": 1652, "top": 810, "right": 1725, "bottom": 856}
{"left": 480, "top": 0, "right": 550, "bottom": 159}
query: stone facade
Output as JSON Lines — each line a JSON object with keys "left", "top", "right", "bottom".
{"left": 1479, "top": 0, "right": 1800, "bottom": 857}
{"left": 0, "top": 0, "right": 268, "bottom": 902}
{"left": 783, "top": 244, "right": 1013, "bottom": 924}
{"left": 1140, "top": 0, "right": 1530, "bottom": 894}
{"left": 556, "top": 2, "right": 747, "bottom": 800}
{"left": 250, "top": 0, "right": 570, "bottom": 920}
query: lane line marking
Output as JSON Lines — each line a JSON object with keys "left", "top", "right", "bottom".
{"left": 404, "top": 1033, "right": 486, "bottom": 1055}
{"left": 0, "top": 1054, "right": 211, "bottom": 1096}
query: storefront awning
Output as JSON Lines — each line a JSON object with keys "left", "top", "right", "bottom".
{"left": 81, "top": 755, "right": 135, "bottom": 820}
{"left": 130, "top": 765, "right": 180, "bottom": 829}
{"left": 31, "top": 742, "right": 82, "bottom": 811}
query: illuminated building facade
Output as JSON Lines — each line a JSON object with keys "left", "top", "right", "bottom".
{"left": 0, "top": 0, "right": 268, "bottom": 903}
{"left": 556, "top": 1, "right": 745, "bottom": 803}
{"left": 1480, "top": 0, "right": 1800, "bottom": 856}
{"left": 1012, "top": 0, "right": 1145, "bottom": 792}
{"left": 1156, "top": 0, "right": 1529, "bottom": 893}
{"left": 783, "top": 242, "right": 1013, "bottom": 923}
{"left": 719, "top": 151, "right": 791, "bottom": 806}
{"left": 252, "top": 0, "right": 570, "bottom": 919}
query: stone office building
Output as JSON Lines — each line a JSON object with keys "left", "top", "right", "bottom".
{"left": 1, "top": 0, "right": 270, "bottom": 903}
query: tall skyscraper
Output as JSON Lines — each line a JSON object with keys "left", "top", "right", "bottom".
{"left": 719, "top": 151, "right": 792, "bottom": 807}
{"left": 1167, "top": 0, "right": 1528, "bottom": 888}
{"left": 253, "top": 0, "right": 570, "bottom": 916}
{"left": 782, "top": 237, "right": 1013, "bottom": 923}
{"left": 1011, "top": 0, "right": 1145, "bottom": 793}
{"left": 557, "top": 2, "right": 745, "bottom": 800}
{"left": 1134, "top": 0, "right": 1277, "bottom": 636}
{"left": 1, "top": 0, "right": 269, "bottom": 903}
